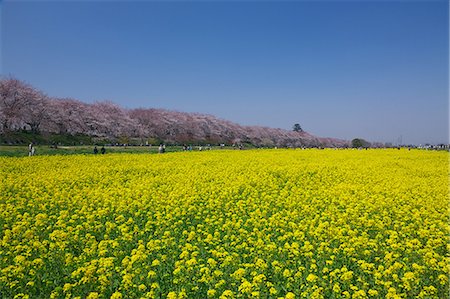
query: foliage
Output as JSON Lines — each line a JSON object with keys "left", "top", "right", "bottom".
{"left": 351, "top": 138, "right": 371, "bottom": 148}
{"left": 0, "top": 149, "right": 448, "bottom": 298}
{"left": 0, "top": 131, "right": 93, "bottom": 146}
{"left": 292, "top": 124, "right": 303, "bottom": 132}
{"left": 0, "top": 78, "right": 348, "bottom": 147}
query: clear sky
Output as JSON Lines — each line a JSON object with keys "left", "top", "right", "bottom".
{"left": 2, "top": 0, "right": 448, "bottom": 145}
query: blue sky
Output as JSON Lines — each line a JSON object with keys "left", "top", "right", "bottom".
{"left": 2, "top": 0, "right": 448, "bottom": 145}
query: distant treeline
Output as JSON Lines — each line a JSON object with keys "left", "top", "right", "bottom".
{"left": 0, "top": 78, "right": 349, "bottom": 147}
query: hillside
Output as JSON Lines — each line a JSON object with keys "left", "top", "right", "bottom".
{"left": 0, "top": 78, "right": 348, "bottom": 147}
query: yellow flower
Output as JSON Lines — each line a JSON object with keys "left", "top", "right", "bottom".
{"left": 340, "top": 271, "right": 353, "bottom": 282}
{"left": 438, "top": 274, "right": 448, "bottom": 285}
{"left": 1, "top": 149, "right": 447, "bottom": 299}
{"left": 351, "top": 290, "right": 366, "bottom": 299}
{"left": 368, "top": 289, "right": 378, "bottom": 297}
{"left": 167, "top": 292, "right": 177, "bottom": 299}
{"left": 151, "top": 259, "right": 160, "bottom": 267}
{"left": 231, "top": 268, "right": 246, "bottom": 280}
{"left": 219, "top": 290, "right": 234, "bottom": 299}
{"left": 110, "top": 292, "right": 122, "bottom": 299}
{"left": 87, "top": 293, "right": 99, "bottom": 299}
{"left": 332, "top": 283, "right": 341, "bottom": 293}
{"left": 238, "top": 280, "right": 252, "bottom": 294}
{"left": 207, "top": 289, "right": 217, "bottom": 297}
{"left": 285, "top": 292, "right": 295, "bottom": 299}
{"left": 139, "top": 284, "right": 147, "bottom": 291}
{"left": 306, "top": 274, "right": 318, "bottom": 283}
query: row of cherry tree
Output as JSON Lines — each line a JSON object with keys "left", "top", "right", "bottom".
{"left": 0, "top": 78, "right": 347, "bottom": 147}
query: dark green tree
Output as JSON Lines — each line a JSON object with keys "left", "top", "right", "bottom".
{"left": 351, "top": 138, "right": 371, "bottom": 148}
{"left": 293, "top": 123, "right": 303, "bottom": 132}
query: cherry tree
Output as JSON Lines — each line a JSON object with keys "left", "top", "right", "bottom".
{"left": 0, "top": 78, "right": 350, "bottom": 147}
{"left": 0, "top": 78, "right": 37, "bottom": 131}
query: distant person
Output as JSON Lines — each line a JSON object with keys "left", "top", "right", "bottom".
{"left": 158, "top": 144, "right": 165, "bottom": 154}
{"left": 28, "top": 143, "right": 35, "bottom": 156}
{"left": 94, "top": 146, "right": 98, "bottom": 154}
{"left": 101, "top": 146, "right": 106, "bottom": 154}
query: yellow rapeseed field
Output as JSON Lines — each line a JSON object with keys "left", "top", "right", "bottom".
{"left": 0, "top": 149, "right": 448, "bottom": 299}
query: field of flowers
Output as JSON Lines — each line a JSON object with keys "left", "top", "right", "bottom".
{"left": 0, "top": 149, "right": 448, "bottom": 299}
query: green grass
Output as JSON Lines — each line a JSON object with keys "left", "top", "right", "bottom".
{"left": 0, "top": 145, "right": 165, "bottom": 157}
{"left": 0, "top": 145, "right": 236, "bottom": 157}
{"left": 0, "top": 131, "right": 93, "bottom": 146}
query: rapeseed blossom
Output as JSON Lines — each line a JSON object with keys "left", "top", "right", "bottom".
{"left": 0, "top": 149, "right": 448, "bottom": 298}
